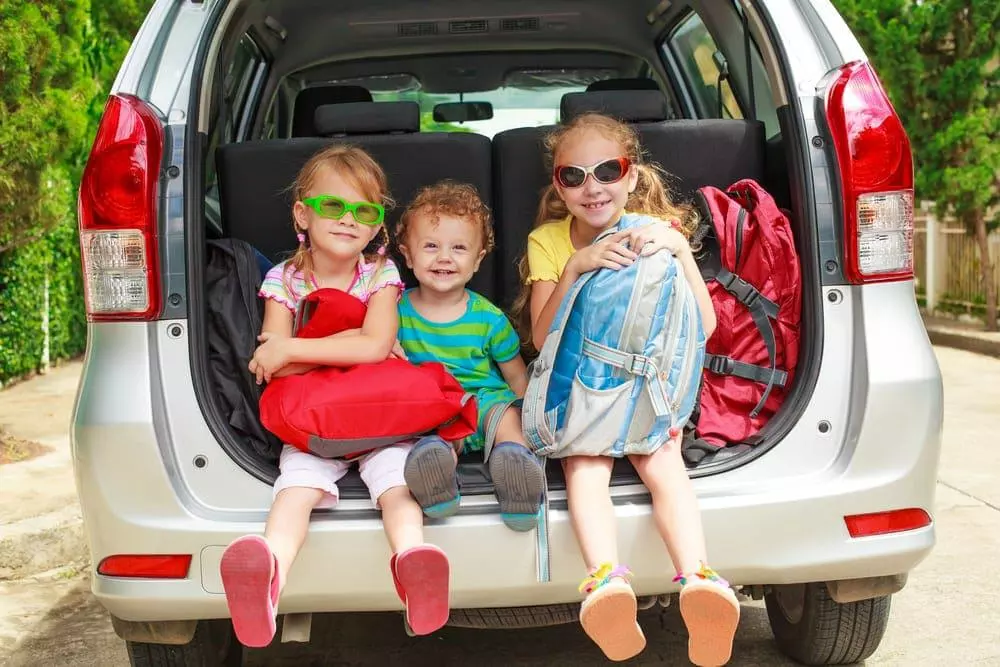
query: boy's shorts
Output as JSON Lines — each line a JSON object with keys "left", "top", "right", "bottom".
{"left": 273, "top": 442, "right": 414, "bottom": 509}
{"left": 461, "top": 387, "right": 519, "bottom": 454}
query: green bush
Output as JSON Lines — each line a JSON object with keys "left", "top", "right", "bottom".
{"left": 0, "top": 0, "right": 152, "bottom": 383}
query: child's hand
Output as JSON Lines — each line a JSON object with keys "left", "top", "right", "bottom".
{"left": 629, "top": 222, "right": 691, "bottom": 258}
{"left": 390, "top": 340, "right": 408, "bottom": 360}
{"left": 566, "top": 229, "right": 637, "bottom": 276}
{"left": 249, "top": 332, "right": 291, "bottom": 385}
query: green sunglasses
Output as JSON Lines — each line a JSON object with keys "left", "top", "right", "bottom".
{"left": 301, "top": 195, "right": 385, "bottom": 226}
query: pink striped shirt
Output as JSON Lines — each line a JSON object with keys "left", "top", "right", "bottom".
{"left": 259, "top": 257, "right": 404, "bottom": 312}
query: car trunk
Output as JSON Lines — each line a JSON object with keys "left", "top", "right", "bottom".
{"left": 183, "top": 0, "right": 824, "bottom": 501}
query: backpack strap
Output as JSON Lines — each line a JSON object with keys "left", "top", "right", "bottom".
{"left": 704, "top": 353, "right": 787, "bottom": 387}
{"left": 712, "top": 264, "right": 780, "bottom": 417}
{"left": 580, "top": 339, "right": 671, "bottom": 418}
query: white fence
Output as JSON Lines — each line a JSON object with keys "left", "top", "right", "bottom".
{"left": 914, "top": 207, "right": 1000, "bottom": 317}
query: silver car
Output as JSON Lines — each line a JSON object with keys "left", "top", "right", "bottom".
{"left": 72, "top": 0, "right": 942, "bottom": 664}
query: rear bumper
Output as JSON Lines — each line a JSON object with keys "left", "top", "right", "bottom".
{"left": 78, "top": 457, "right": 935, "bottom": 622}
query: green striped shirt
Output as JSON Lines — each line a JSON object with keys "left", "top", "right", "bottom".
{"left": 397, "top": 289, "right": 521, "bottom": 393}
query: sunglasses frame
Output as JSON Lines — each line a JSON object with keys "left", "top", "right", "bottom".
{"left": 553, "top": 157, "right": 631, "bottom": 189}
{"left": 301, "top": 195, "right": 385, "bottom": 226}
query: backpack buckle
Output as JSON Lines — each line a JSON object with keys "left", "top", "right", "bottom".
{"left": 706, "top": 354, "right": 736, "bottom": 375}
{"left": 719, "top": 272, "right": 760, "bottom": 307}
{"left": 624, "top": 354, "right": 648, "bottom": 376}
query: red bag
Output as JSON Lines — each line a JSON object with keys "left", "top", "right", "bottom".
{"left": 692, "top": 179, "right": 802, "bottom": 446}
{"left": 259, "top": 288, "right": 477, "bottom": 458}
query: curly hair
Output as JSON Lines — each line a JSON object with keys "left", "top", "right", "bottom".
{"left": 395, "top": 180, "right": 495, "bottom": 254}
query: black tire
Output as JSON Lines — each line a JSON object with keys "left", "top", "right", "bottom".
{"left": 765, "top": 583, "right": 891, "bottom": 665}
{"left": 126, "top": 619, "right": 243, "bottom": 667}
{"left": 447, "top": 604, "right": 579, "bottom": 629}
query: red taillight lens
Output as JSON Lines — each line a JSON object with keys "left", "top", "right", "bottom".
{"left": 97, "top": 554, "right": 192, "bottom": 579}
{"left": 78, "top": 94, "right": 164, "bottom": 321}
{"left": 824, "top": 61, "right": 914, "bottom": 284}
{"left": 844, "top": 508, "right": 931, "bottom": 538}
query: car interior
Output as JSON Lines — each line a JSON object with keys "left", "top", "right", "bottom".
{"left": 196, "top": 0, "right": 816, "bottom": 495}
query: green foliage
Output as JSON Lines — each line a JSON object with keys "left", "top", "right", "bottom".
{"left": 0, "top": 0, "right": 152, "bottom": 382}
{"left": 834, "top": 0, "right": 1000, "bottom": 328}
{"left": 833, "top": 0, "right": 999, "bottom": 228}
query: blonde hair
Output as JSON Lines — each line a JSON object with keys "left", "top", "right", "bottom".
{"left": 395, "top": 180, "right": 495, "bottom": 254}
{"left": 511, "top": 113, "right": 699, "bottom": 344}
{"left": 285, "top": 144, "right": 393, "bottom": 295}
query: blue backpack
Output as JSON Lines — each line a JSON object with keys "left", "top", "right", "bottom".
{"left": 523, "top": 213, "right": 707, "bottom": 458}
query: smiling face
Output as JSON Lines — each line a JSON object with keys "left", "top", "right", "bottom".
{"left": 552, "top": 128, "right": 639, "bottom": 235}
{"left": 399, "top": 208, "right": 486, "bottom": 296}
{"left": 292, "top": 164, "right": 382, "bottom": 262}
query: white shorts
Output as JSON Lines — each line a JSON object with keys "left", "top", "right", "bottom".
{"left": 273, "top": 442, "right": 414, "bottom": 509}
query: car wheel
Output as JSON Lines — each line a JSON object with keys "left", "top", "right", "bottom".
{"left": 126, "top": 619, "right": 243, "bottom": 667}
{"left": 765, "top": 583, "right": 891, "bottom": 665}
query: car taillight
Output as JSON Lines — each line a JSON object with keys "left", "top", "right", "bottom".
{"left": 823, "top": 61, "right": 914, "bottom": 284}
{"left": 78, "top": 94, "right": 164, "bottom": 321}
{"left": 97, "top": 554, "right": 192, "bottom": 579}
{"left": 844, "top": 508, "right": 931, "bottom": 538}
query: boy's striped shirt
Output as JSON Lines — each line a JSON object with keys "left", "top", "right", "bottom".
{"left": 397, "top": 289, "right": 520, "bottom": 392}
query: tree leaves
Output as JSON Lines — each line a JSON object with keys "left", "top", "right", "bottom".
{"left": 0, "top": 0, "right": 149, "bottom": 253}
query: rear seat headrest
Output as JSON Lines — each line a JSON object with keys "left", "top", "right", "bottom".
{"left": 292, "top": 85, "right": 373, "bottom": 136}
{"left": 586, "top": 77, "right": 660, "bottom": 92}
{"left": 314, "top": 101, "right": 421, "bottom": 136}
{"left": 561, "top": 90, "right": 671, "bottom": 124}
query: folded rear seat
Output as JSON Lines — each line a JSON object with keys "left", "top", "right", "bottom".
{"left": 492, "top": 89, "right": 766, "bottom": 308}
{"left": 217, "top": 101, "right": 496, "bottom": 299}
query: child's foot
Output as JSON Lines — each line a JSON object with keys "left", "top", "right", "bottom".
{"left": 404, "top": 436, "right": 460, "bottom": 519}
{"left": 578, "top": 564, "right": 646, "bottom": 662}
{"left": 675, "top": 563, "right": 740, "bottom": 666}
{"left": 220, "top": 535, "right": 281, "bottom": 648}
{"left": 390, "top": 544, "right": 451, "bottom": 636}
{"left": 488, "top": 442, "right": 545, "bottom": 531}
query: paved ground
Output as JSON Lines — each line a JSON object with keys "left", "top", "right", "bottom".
{"left": 2, "top": 346, "right": 999, "bottom": 666}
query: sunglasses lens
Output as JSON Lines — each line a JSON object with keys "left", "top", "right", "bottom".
{"left": 354, "top": 203, "right": 382, "bottom": 225}
{"left": 557, "top": 166, "right": 586, "bottom": 188}
{"left": 319, "top": 198, "right": 347, "bottom": 218}
{"left": 594, "top": 159, "right": 626, "bottom": 184}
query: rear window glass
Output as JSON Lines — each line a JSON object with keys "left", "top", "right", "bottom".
{"left": 331, "top": 69, "right": 631, "bottom": 137}
{"left": 371, "top": 87, "right": 571, "bottom": 137}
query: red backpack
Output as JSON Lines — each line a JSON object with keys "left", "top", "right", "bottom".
{"left": 691, "top": 179, "right": 802, "bottom": 446}
{"left": 259, "top": 288, "right": 477, "bottom": 459}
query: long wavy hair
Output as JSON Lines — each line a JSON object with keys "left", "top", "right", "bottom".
{"left": 510, "top": 113, "right": 699, "bottom": 345}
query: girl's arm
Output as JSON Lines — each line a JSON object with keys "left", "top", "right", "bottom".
{"left": 250, "top": 300, "right": 297, "bottom": 383}
{"left": 529, "top": 276, "right": 573, "bottom": 351}
{"left": 677, "top": 250, "right": 717, "bottom": 339}
{"left": 286, "top": 286, "right": 400, "bottom": 366}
